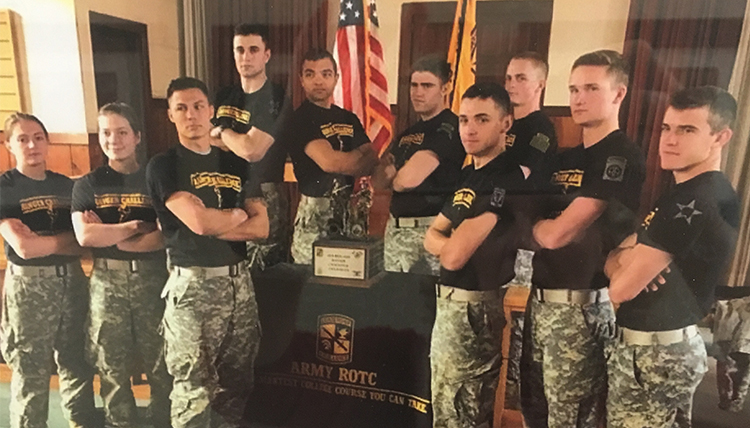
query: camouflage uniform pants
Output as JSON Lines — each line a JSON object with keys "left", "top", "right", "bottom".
{"left": 712, "top": 296, "right": 750, "bottom": 412}
{"left": 0, "top": 262, "right": 96, "bottom": 428}
{"left": 161, "top": 263, "right": 261, "bottom": 428}
{"left": 384, "top": 215, "right": 439, "bottom": 276}
{"left": 607, "top": 333, "right": 707, "bottom": 428}
{"left": 247, "top": 182, "right": 290, "bottom": 271}
{"left": 430, "top": 289, "right": 504, "bottom": 428}
{"left": 291, "top": 195, "right": 333, "bottom": 265}
{"left": 530, "top": 295, "right": 615, "bottom": 428}
{"left": 87, "top": 258, "right": 172, "bottom": 428}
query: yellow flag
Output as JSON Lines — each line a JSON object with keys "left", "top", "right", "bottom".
{"left": 447, "top": 0, "right": 477, "bottom": 114}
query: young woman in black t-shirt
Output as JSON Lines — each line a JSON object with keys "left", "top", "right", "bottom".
{"left": 71, "top": 103, "right": 171, "bottom": 428}
{"left": 0, "top": 113, "right": 97, "bottom": 428}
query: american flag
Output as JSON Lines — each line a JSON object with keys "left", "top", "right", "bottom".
{"left": 333, "top": 0, "right": 393, "bottom": 154}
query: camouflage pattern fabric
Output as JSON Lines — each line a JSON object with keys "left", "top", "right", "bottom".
{"left": 87, "top": 259, "right": 172, "bottom": 428}
{"left": 430, "top": 294, "right": 504, "bottom": 428}
{"left": 161, "top": 264, "right": 260, "bottom": 428}
{"left": 0, "top": 262, "right": 97, "bottom": 428}
{"left": 712, "top": 296, "right": 750, "bottom": 412}
{"left": 383, "top": 216, "right": 439, "bottom": 275}
{"left": 607, "top": 334, "right": 707, "bottom": 428}
{"left": 530, "top": 296, "right": 615, "bottom": 428}
{"left": 291, "top": 195, "right": 333, "bottom": 265}
{"left": 247, "top": 182, "right": 290, "bottom": 271}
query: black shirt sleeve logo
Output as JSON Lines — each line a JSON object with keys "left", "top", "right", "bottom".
{"left": 216, "top": 106, "right": 251, "bottom": 125}
{"left": 452, "top": 188, "right": 476, "bottom": 209}
{"left": 490, "top": 187, "right": 505, "bottom": 208}
{"left": 530, "top": 133, "right": 551, "bottom": 153}
{"left": 674, "top": 200, "right": 702, "bottom": 225}
{"left": 642, "top": 208, "right": 658, "bottom": 228}
{"left": 505, "top": 133, "right": 516, "bottom": 147}
{"left": 603, "top": 156, "right": 627, "bottom": 182}
{"left": 438, "top": 122, "right": 455, "bottom": 139}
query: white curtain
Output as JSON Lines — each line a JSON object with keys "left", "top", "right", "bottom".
{"left": 724, "top": 0, "right": 750, "bottom": 287}
{"left": 182, "top": 0, "right": 210, "bottom": 83}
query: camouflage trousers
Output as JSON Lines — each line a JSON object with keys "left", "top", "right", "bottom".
{"left": 161, "top": 263, "right": 261, "bottom": 428}
{"left": 384, "top": 215, "right": 439, "bottom": 276}
{"left": 607, "top": 332, "right": 707, "bottom": 428}
{"left": 712, "top": 296, "right": 750, "bottom": 412}
{"left": 87, "top": 258, "right": 172, "bottom": 428}
{"left": 291, "top": 195, "right": 333, "bottom": 265}
{"left": 430, "top": 288, "right": 504, "bottom": 428}
{"left": 247, "top": 182, "right": 290, "bottom": 271}
{"left": 0, "top": 262, "right": 96, "bottom": 428}
{"left": 530, "top": 295, "right": 615, "bottom": 428}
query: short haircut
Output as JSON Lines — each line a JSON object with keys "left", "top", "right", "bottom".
{"left": 167, "top": 77, "right": 210, "bottom": 102}
{"left": 510, "top": 51, "right": 549, "bottom": 79}
{"left": 572, "top": 49, "right": 630, "bottom": 87}
{"left": 4, "top": 112, "right": 49, "bottom": 142}
{"left": 98, "top": 102, "right": 142, "bottom": 135}
{"left": 669, "top": 86, "right": 737, "bottom": 132}
{"left": 301, "top": 48, "right": 338, "bottom": 75}
{"left": 411, "top": 55, "right": 451, "bottom": 84}
{"left": 461, "top": 82, "right": 512, "bottom": 116}
{"left": 234, "top": 23, "right": 270, "bottom": 47}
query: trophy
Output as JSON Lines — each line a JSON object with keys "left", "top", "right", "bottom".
{"left": 312, "top": 177, "right": 385, "bottom": 288}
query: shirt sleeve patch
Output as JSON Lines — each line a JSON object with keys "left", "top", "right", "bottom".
{"left": 438, "top": 122, "right": 455, "bottom": 139}
{"left": 603, "top": 156, "right": 627, "bottom": 182}
{"left": 529, "top": 133, "right": 550, "bottom": 153}
{"left": 490, "top": 187, "right": 506, "bottom": 208}
{"left": 674, "top": 200, "right": 702, "bottom": 225}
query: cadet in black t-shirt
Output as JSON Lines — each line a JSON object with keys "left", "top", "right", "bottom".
{"left": 286, "top": 49, "right": 377, "bottom": 264}
{"left": 146, "top": 77, "right": 268, "bottom": 427}
{"left": 0, "top": 113, "right": 96, "bottom": 428}
{"left": 372, "top": 57, "right": 465, "bottom": 275}
{"left": 606, "top": 87, "right": 740, "bottom": 428}
{"left": 527, "top": 50, "right": 644, "bottom": 428}
{"left": 503, "top": 53, "right": 559, "bottom": 427}
{"left": 211, "top": 24, "right": 292, "bottom": 270}
{"left": 71, "top": 103, "right": 171, "bottom": 428}
{"left": 424, "top": 83, "right": 521, "bottom": 428}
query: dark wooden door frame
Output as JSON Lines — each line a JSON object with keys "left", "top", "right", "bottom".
{"left": 88, "top": 12, "right": 155, "bottom": 166}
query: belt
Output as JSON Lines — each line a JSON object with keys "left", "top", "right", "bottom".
{"left": 436, "top": 284, "right": 500, "bottom": 302}
{"left": 535, "top": 287, "right": 610, "bottom": 305}
{"left": 618, "top": 325, "right": 698, "bottom": 346}
{"left": 94, "top": 258, "right": 164, "bottom": 273}
{"left": 8, "top": 261, "right": 78, "bottom": 278}
{"left": 395, "top": 216, "right": 436, "bottom": 228}
{"left": 173, "top": 261, "right": 245, "bottom": 279}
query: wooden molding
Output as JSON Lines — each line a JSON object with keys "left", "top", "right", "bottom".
{"left": 542, "top": 105, "right": 572, "bottom": 117}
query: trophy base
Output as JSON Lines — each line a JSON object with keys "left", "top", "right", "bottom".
{"left": 312, "top": 237, "right": 385, "bottom": 288}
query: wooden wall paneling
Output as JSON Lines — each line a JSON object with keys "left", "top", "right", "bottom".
{"left": 46, "top": 145, "right": 73, "bottom": 176}
{"left": 544, "top": 106, "right": 581, "bottom": 150}
{"left": 144, "top": 97, "right": 178, "bottom": 158}
{"left": 0, "top": 9, "right": 30, "bottom": 125}
{"left": 70, "top": 144, "right": 91, "bottom": 177}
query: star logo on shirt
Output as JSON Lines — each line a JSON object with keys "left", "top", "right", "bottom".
{"left": 674, "top": 200, "right": 702, "bottom": 225}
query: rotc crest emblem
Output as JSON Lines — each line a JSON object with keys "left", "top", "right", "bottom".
{"left": 603, "top": 156, "right": 627, "bottom": 182}
{"left": 505, "top": 133, "right": 516, "bottom": 148}
{"left": 317, "top": 314, "right": 355, "bottom": 364}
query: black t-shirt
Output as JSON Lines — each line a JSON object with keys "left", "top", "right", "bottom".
{"left": 389, "top": 109, "right": 465, "bottom": 217}
{"left": 72, "top": 166, "right": 164, "bottom": 260}
{"left": 146, "top": 145, "right": 262, "bottom": 267}
{"left": 532, "top": 130, "right": 646, "bottom": 290}
{"left": 439, "top": 154, "right": 527, "bottom": 291}
{"left": 0, "top": 169, "right": 78, "bottom": 266}
{"left": 214, "top": 81, "right": 291, "bottom": 183}
{"left": 285, "top": 100, "right": 370, "bottom": 197}
{"left": 617, "top": 172, "right": 740, "bottom": 331}
{"left": 504, "top": 110, "right": 558, "bottom": 188}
